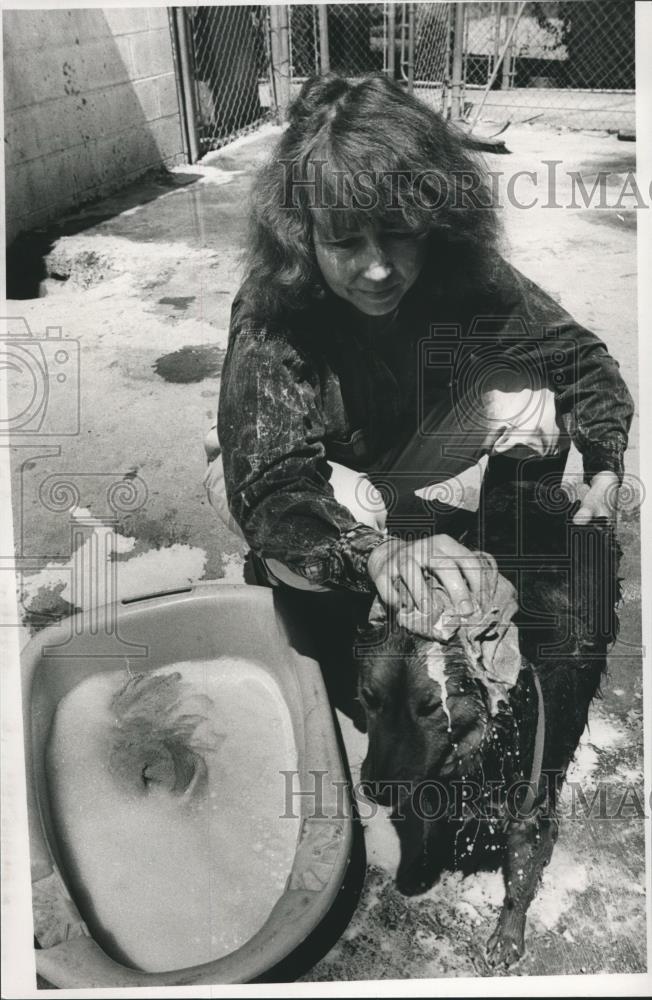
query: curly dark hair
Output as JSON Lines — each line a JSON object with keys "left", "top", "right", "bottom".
{"left": 242, "top": 73, "right": 501, "bottom": 320}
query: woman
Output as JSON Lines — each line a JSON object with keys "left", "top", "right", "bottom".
{"left": 208, "top": 73, "right": 633, "bottom": 626}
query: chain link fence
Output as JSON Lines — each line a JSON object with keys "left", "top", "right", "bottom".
{"left": 187, "top": 5, "right": 273, "bottom": 153}
{"left": 180, "top": 2, "right": 635, "bottom": 157}
{"left": 288, "top": 4, "right": 385, "bottom": 80}
{"left": 459, "top": 1, "right": 635, "bottom": 131}
{"left": 412, "top": 2, "right": 454, "bottom": 116}
{"left": 321, "top": 3, "right": 385, "bottom": 75}
{"left": 288, "top": 4, "right": 320, "bottom": 78}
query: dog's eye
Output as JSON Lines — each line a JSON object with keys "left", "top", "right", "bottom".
{"left": 416, "top": 698, "right": 440, "bottom": 718}
{"left": 360, "top": 686, "right": 382, "bottom": 711}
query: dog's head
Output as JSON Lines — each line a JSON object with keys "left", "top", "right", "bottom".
{"left": 356, "top": 618, "right": 491, "bottom": 807}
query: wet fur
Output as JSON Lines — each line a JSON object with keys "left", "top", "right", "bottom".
{"left": 356, "top": 482, "right": 621, "bottom": 968}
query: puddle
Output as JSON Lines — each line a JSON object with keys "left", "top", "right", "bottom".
{"left": 22, "top": 582, "right": 80, "bottom": 633}
{"left": 157, "top": 296, "right": 196, "bottom": 311}
{"left": 575, "top": 155, "right": 636, "bottom": 178}
{"left": 580, "top": 210, "right": 637, "bottom": 231}
{"left": 153, "top": 345, "right": 226, "bottom": 383}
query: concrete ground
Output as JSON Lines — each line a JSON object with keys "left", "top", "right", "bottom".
{"left": 415, "top": 85, "right": 636, "bottom": 134}
{"left": 7, "top": 120, "right": 645, "bottom": 982}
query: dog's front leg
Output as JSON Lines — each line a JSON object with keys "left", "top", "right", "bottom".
{"left": 486, "top": 810, "right": 558, "bottom": 969}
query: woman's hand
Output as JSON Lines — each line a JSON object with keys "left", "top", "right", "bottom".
{"left": 367, "top": 534, "right": 489, "bottom": 618}
{"left": 573, "top": 471, "right": 619, "bottom": 524}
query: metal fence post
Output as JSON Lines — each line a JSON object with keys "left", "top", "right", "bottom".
{"left": 318, "top": 4, "right": 330, "bottom": 73}
{"left": 501, "top": 3, "right": 514, "bottom": 90}
{"left": 172, "top": 7, "right": 200, "bottom": 163}
{"left": 407, "top": 3, "right": 415, "bottom": 94}
{"left": 387, "top": 2, "right": 396, "bottom": 78}
{"left": 468, "top": 0, "right": 526, "bottom": 131}
{"left": 312, "top": 5, "right": 320, "bottom": 74}
{"left": 493, "top": 0, "right": 502, "bottom": 79}
{"left": 270, "top": 4, "right": 291, "bottom": 120}
{"left": 450, "top": 2, "right": 465, "bottom": 120}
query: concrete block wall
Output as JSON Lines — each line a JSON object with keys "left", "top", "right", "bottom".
{"left": 4, "top": 7, "right": 186, "bottom": 245}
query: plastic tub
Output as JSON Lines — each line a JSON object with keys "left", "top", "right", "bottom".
{"left": 22, "top": 582, "right": 352, "bottom": 987}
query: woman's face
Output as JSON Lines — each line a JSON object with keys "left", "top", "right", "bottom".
{"left": 313, "top": 216, "right": 428, "bottom": 317}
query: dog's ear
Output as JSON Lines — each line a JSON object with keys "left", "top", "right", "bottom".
{"left": 354, "top": 595, "right": 388, "bottom": 647}
{"left": 356, "top": 594, "right": 403, "bottom": 651}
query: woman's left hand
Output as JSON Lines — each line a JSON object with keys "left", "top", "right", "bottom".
{"left": 573, "top": 470, "right": 619, "bottom": 524}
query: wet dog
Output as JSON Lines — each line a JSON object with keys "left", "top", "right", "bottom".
{"left": 355, "top": 483, "right": 621, "bottom": 968}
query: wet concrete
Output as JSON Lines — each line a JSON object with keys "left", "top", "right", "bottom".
{"left": 84, "top": 173, "right": 253, "bottom": 250}
{"left": 7, "top": 122, "right": 645, "bottom": 982}
{"left": 6, "top": 169, "right": 202, "bottom": 299}
{"left": 575, "top": 153, "right": 637, "bottom": 178}
{"left": 581, "top": 210, "right": 637, "bottom": 232}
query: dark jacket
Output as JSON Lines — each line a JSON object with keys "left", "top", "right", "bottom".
{"left": 217, "top": 257, "right": 634, "bottom": 592}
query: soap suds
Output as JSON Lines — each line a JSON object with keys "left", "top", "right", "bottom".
{"left": 46, "top": 658, "right": 299, "bottom": 972}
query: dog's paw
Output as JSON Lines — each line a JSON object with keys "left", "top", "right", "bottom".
{"left": 485, "top": 918, "right": 525, "bottom": 970}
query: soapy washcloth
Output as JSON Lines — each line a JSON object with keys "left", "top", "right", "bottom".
{"left": 373, "top": 552, "right": 522, "bottom": 715}
{"left": 108, "top": 671, "right": 224, "bottom": 797}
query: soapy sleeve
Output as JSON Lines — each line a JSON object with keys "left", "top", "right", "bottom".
{"left": 492, "top": 260, "right": 635, "bottom": 485}
{"left": 217, "top": 324, "right": 387, "bottom": 591}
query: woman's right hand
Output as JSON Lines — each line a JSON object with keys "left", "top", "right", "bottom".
{"left": 366, "top": 534, "right": 488, "bottom": 619}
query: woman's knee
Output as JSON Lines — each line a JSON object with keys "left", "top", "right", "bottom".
{"left": 482, "top": 386, "right": 570, "bottom": 460}
{"left": 328, "top": 461, "right": 388, "bottom": 531}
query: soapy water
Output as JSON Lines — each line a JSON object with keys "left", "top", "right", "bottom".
{"left": 46, "top": 659, "right": 300, "bottom": 972}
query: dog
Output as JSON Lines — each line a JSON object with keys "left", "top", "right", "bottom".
{"left": 355, "top": 482, "right": 621, "bottom": 968}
